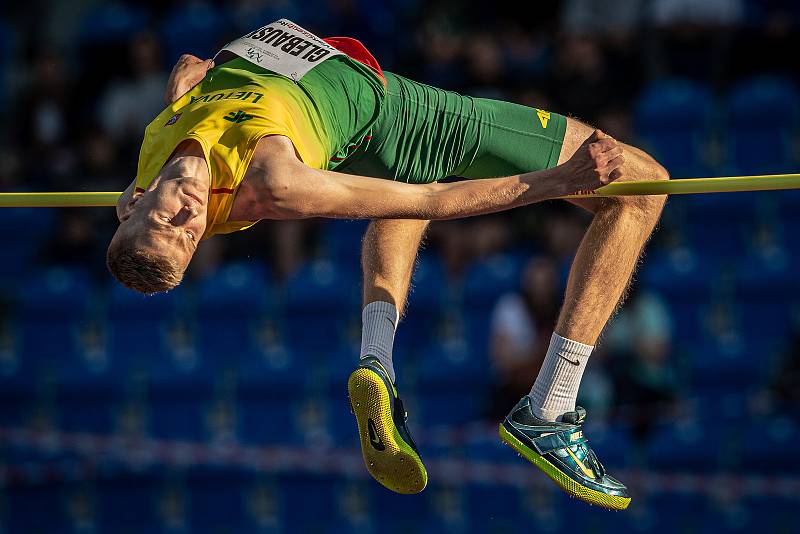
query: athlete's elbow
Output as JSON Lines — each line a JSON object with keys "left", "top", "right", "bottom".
{"left": 254, "top": 175, "right": 307, "bottom": 219}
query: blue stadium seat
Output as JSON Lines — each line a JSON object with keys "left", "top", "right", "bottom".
{"left": 682, "top": 194, "right": 755, "bottom": 258}
{"left": 0, "top": 318, "right": 43, "bottom": 404}
{"left": 4, "top": 486, "right": 65, "bottom": 532}
{"left": 148, "top": 346, "right": 221, "bottom": 397}
{"left": 284, "top": 260, "right": 359, "bottom": 351}
{"left": 0, "top": 208, "right": 55, "bottom": 281}
{"left": 278, "top": 475, "right": 337, "bottom": 528}
{"left": 187, "top": 473, "right": 250, "bottom": 532}
{"left": 689, "top": 340, "right": 766, "bottom": 390}
{"left": 18, "top": 266, "right": 94, "bottom": 358}
{"left": 725, "top": 76, "right": 799, "bottom": 175}
{"left": 465, "top": 483, "right": 520, "bottom": 532}
{"left": 399, "top": 253, "right": 449, "bottom": 351}
{"left": 319, "top": 219, "right": 370, "bottom": 264}
{"left": 236, "top": 343, "right": 309, "bottom": 396}
{"left": 421, "top": 485, "right": 467, "bottom": 534}
{"left": 417, "top": 392, "right": 484, "bottom": 426}
{"left": 740, "top": 416, "right": 800, "bottom": 473}
{"left": 463, "top": 254, "right": 524, "bottom": 308}
{"left": 197, "top": 261, "right": 270, "bottom": 314}
{"left": 370, "top": 481, "right": 430, "bottom": 531}
{"left": 729, "top": 497, "right": 798, "bottom": 533}
{"left": 160, "top": 3, "right": 229, "bottom": 62}
{"left": 636, "top": 495, "right": 711, "bottom": 533}
{"left": 237, "top": 396, "right": 299, "bottom": 445}
{"left": 56, "top": 396, "right": 118, "bottom": 434}
{"left": 463, "top": 432, "right": 513, "bottom": 463}
{"left": 462, "top": 253, "right": 526, "bottom": 356}
{"left": 634, "top": 79, "right": 716, "bottom": 178}
{"left": 147, "top": 397, "right": 209, "bottom": 441}
{"left": 108, "top": 281, "right": 194, "bottom": 371}
{"left": 775, "top": 188, "right": 800, "bottom": 225}
{"left": 197, "top": 262, "right": 271, "bottom": 358}
{"left": 417, "top": 339, "right": 489, "bottom": 391}
{"left": 78, "top": 3, "right": 148, "bottom": 45}
{"left": 646, "top": 421, "right": 729, "bottom": 471}
{"left": 733, "top": 252, "right": 795, "bottom": 301}
{"left": 638, "top": 252, "right": 716, "bottom": 342}
{"left": 96, "top": 477, "right": 159, "bottom": 532}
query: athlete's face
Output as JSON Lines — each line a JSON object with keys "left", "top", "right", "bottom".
{"left": 115, "top": 175, "right": 209, "bottom": 269}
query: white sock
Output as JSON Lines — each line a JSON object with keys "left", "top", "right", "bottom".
{"left": 359, "top": 301, "right": 399, "bottom": 383}
{"left": 528, "top": 332, "right": 593, "bottom": 422}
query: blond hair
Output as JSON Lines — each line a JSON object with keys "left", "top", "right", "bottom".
{"left": 106, "top": 238, "right": 184, "bottom": 294}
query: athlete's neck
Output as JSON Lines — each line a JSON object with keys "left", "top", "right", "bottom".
{"left": 157, "top": 140, "right": 211, "bottom": 201}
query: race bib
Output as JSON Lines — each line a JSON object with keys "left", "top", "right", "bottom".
{"left": 218, "top": 19, "right": 343, "bottom": 81}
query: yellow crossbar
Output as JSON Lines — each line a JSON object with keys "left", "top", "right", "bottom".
{"left": 1, "top": 174, "right": 799, "bottom": 207}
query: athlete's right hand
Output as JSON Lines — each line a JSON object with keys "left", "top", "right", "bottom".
{"left": 165, "top": 54, "right": 215, "bottom": 104}
{"left": 561, "top": 130, "right": 625, "bottom": 194}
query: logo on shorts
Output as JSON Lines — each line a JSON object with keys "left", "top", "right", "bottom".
{"left": 536, "top": 109, "right": 550, "bottom": 129}
{"left": 164, "top": 113, "right": 182, "bottom": 126}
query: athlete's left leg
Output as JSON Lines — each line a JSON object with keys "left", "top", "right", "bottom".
{"left": 500, "top": 119, "right": 667, "bottom": 511}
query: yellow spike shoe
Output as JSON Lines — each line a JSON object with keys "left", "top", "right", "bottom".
{"left": 348, "top": 357, "right": 427, "bottom": 494}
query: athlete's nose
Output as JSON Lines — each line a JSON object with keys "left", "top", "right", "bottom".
{"left": 171, "top": 204, "right": 198, "bottom": 226}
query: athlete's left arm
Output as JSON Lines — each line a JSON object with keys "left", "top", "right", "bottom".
{"left": 164, "top": 54, "right": 215, "bottom": 104}
{"left": 242, "top": 132, "right": 623, "bottom": 221}
{"left": 243, "top": 131, "right": 623, "bottom": 221}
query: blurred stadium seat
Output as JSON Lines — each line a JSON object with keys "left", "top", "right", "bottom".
{"left": 724, "top": 76, "right": 800, "bottom": 175}
{"left": 634, "top": 79, "right": 715, "bottom": 178}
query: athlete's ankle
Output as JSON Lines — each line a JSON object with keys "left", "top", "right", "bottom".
{"left": 527, "top": 332, "right": 593, "bottom": 422}
{"left": 360, "top": 301, "right": 398, "bottom": 383}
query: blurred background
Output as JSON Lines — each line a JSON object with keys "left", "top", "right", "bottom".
{"left": 1, "top": 0, "right": 800, "bottom": 532}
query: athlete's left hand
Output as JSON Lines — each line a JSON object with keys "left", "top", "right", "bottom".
{"left": 165, "top": 54, "right": 215, "bottom": 104}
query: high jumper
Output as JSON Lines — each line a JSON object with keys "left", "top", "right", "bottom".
{"left": 103, "top": 19, "right": 666, "bottom": 509}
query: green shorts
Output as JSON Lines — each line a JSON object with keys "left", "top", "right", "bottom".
{"left": 334, "top": 72, "right": 568, "bottom": 184}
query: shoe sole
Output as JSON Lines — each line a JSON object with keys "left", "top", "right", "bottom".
{"left": 348, "top": 368, "right": 427, "bottom": 494}
{"left": 499, "top": 424, "right": 630, "bottom": 510}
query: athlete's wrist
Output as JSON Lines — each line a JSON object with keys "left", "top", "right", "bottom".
{"left": 520, "top": 167, "right": 570, "bottom": 201}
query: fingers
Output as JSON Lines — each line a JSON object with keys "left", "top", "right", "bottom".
{"left": 598, "top": 155, "right": 626, "bottom": 184}
{"left": 179, "top": 53, "right": 203, "bottom": 64}
{"left": 587, "top": 129, "right": 608, "bottom": 141}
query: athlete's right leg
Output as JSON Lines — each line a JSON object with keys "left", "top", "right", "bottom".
{"left": 348, "top": 218, "right": 430, "bottom": 494}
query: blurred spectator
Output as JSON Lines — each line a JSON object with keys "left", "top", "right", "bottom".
{"left": 562, "top": 0, "right": 645, "bottom": 37}
{"left": 15, "top": 46, "right": 78, "bottom": 186}
{"left": 412, "top": 17, "right": 466, "bottom": 89}
{"left": 606, "top": 285, "right": 678, "bottom": 439}
{"left": 41, "top": 212, "right": 101, "bottom": 270}
{"left": 486, "top": 256, "right": 561, "bottom": 419}
{"left": 78, "top": 127, "right": 128, "bottom": 190}
{"left": 99, "top": 32, "right": 168, "bottom": 146}
{"left": 650, "top": 0, "right": 744, "bottom": 27}
{"left": 759, "top": 326, "right": 800, "bottom": 417}
{"left": 464, "top": 32, "right": 506, "bottom": 98}
{"left": 549, "top": 36, "right": 614, "bottom": 124}
{"left": 542, "top": 209, "right": 588, "bottom": 263}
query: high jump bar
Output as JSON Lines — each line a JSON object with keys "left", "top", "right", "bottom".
{"left": 1, "top": 173, "right": 800, "bottom": 207}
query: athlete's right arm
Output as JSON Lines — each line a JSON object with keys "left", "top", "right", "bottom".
{"left": 239, "top": 131, "right": 623, "bottom": 221}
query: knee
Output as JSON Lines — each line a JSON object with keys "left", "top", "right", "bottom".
{"left": 615, "top": 156, "right": 669, "bottom": 217}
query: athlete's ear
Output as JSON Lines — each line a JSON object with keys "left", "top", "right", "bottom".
{"left": 119, "top": 195, "right": 140, "bottom": 222}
